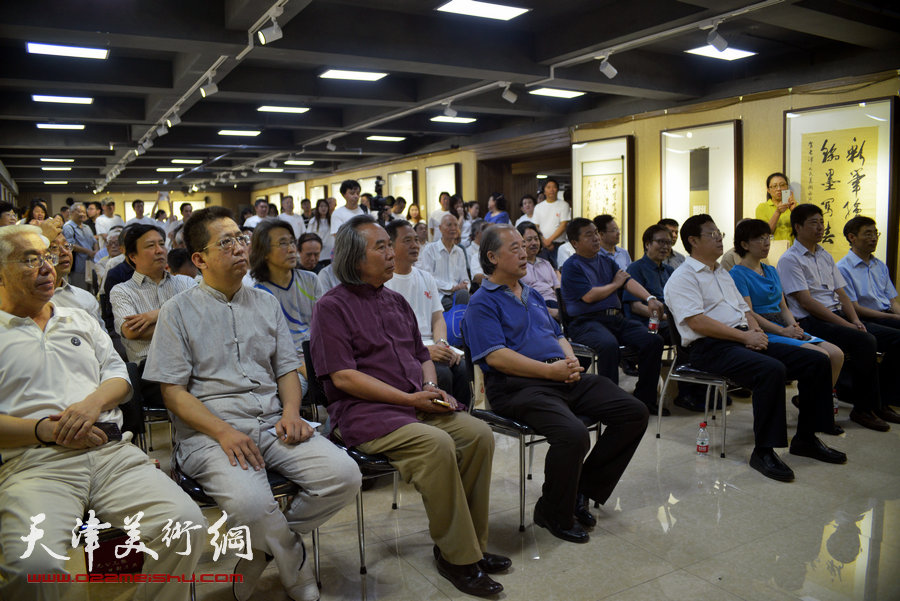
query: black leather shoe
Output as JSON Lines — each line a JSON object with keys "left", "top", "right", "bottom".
{"left": 479, "top": 552, "right": 511, "bottom": 574}
{"left": 648, "top": 402, "right": 671, "bottom": 416}
{"left": 850, "top": 409, "right": 890, "bottom": 432}
{"left": 789, "top": 436, "right": 847, "bottom": 464}
{"left": 673, "top": 395, "right": 706, "bottom": 412}
{"left": 749, "top": 448, "right": 794, "bottom": 482}
{"left": 574, "top": 493, "right": 596, "bottom": 529}
{"left": 875, "top": 406, "right": 900, "bottom": 424}
{"left": 533, "top": 501, "right": 589, "bottom": 543}
{"left": 435, "top": 553, "right": 503, "bottom": 597}
{"left": 823, "top": 422, "right": 844, "bottom": 435}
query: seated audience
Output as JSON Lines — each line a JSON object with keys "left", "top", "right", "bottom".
{"left": 594, "top": 214, "right": 632, "bottom": 270}
{"left": 0, "top": 225, "right": 203, "bottom": 601}
{"left": 315, "top": 263, "right": 340, "bottom": 299}
{"left": 515, "top": 194, "right": 536, "bottom": 227}
{"left": 665, "top": 214, "right": 846, "bottom": 482}
{"left": 242, "top": 198, "right": 269, "bottom": 229}
{"left": 49, "top": 233, "right": 102, "bottom": 324}
{"left": 144, "top": 207, "right": 360, "bottom": 601}
{"left": 517, "top": 221, "right": 560, "bottom": 319}
{"left": 777, "top": 204, "right": 900, "bottom": 430}
{"left": 464, "top": 224, "right": 648, "bottom": 544}
{"left": 419, "top": 214, "right": 472, "bottom": 310}
{"left": 385, "top": 220, "right": 471, "bottom": 406}
{"left": 484, "top": 192, "right": 510, "bottom": 224}
{"left": 837, "top": 216, "right": 900, "bottom": 327}
{"left": 561, "top": 217, "right": 665, "bottom": 412}
{"left": 297, "top": 232, "right": 327, "bottom": 273}
{"left": 311, "top": 215, "right": 510, "bottom": 597}
{"left": 167, "top": 247, "right": 199, "bottom": 278}
{"left": 556, "top": 240, "right": 575, "bottom": 268}
{"left": 658, "top": 218, "right": 685, "bottom": 268}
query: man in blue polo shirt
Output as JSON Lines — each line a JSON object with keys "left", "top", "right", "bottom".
{"left": 561, "top": 217, "right": 665, "bottom": 412}
{"left": 464, "top": 224, "right": 648, "bottom": 545}
{"left": 837, "top": 216, "right": 900, "bottom": 327}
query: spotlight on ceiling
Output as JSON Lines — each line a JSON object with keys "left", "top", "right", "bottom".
{"left": 155, "top": 124, "right": 168, "bottom": 137}
{"left": 257, "top": 17, "right": 283, "bottom": 45}
{"left": 166, "top": 112, "right": 181, "bottom": 128}
{"left": 707, "top": 26, "right": 728, "bottom": 53}
{"left": 200, "top": 75, "right": 218, "bottom": 98}
{"left": 501, "top": 84, "right": 518, "bottom": 104}
{"left": 326, "top": 140, "right": 337, "bottom": 151}
{"left": 269, "top": 160, "right": 277, "bottom": 168}
{"left": 443, "top": 103, "right": 458, "bottom": 118}
{"left": 598, "top": 57, "right": 618, "bottom": 79}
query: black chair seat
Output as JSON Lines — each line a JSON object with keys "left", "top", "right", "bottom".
{"left": 671, "top": 363, "right": 734, "bottom": 382}
{"left": 471, "top": 408, "right": 536, "bottom": 436}
{"left": 171, "top": 463, "right": 299, "bottom": 506}
{"left": 329, "top": 433, "right": 395, "bottom": 477}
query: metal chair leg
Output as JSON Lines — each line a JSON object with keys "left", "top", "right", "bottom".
{"left": 720, "top": 382, "right": 727, "bottom": 458}
{"left": 356, "top": 491, "right": 367, "bottom": 575}
{"left": 312, "top": 527, "right": 321, "bottom": 588}
{"left": 391, "top": 472, "right": 399, "bottom": 510}
{"left": 656, "top": 372, "right": 672, "bottom": 438}
{"left": 518, "top": 433, "right": 526, "bottom": 532}
{"left": 527, "top": 435, "right": 535, "bottom": 479}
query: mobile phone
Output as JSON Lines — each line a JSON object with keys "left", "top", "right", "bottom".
{"left": 94, "top": 421, "right": 122, "bottom": 441}
{"left": 432, "top": 398, "right": 452, "bottom": 408}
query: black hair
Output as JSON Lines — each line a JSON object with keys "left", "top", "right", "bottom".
{"left": 122, "top": 223, "right": 165, "bottom": 260}
{"left": 131, "top": 199, "right": 144, "bottom": 210}
{"left": 789, "top": 203, "right": 823, "bottom": 237}
{"left": 298, "top": 232, "right": 323, "bottom": 249}
{"left": 516, "top": 221, "right": 542, "bottom": 247}
{"left": 340, "top": 179, "right": 360, "bottom": 195}
{"left": 88, "top": 201, "right": 102, "bottom": 211}
{"left": 733, "top": 219, "right": 772, "bottom": 257}
{"left": 184, "top": 206, "right": 234, "bottom": 255}
{"left": 766, "top": 172, "right": 788, "bottom": 200}
{"left": 490, "top": 193, "right": 507, "bottom": 212}
{"left": 657, "top": 218, "right": 679, "bottom": 228}
{"left": 593, "top": 214, "right": 615, "bottom": 233}
{"left": 249, "top": 218, "right": 294, "bottom": 282}
{"left": 566, "top": 217, "right": 594, "bottom": 243}
{"left": 384, "top": 219, "right": 412, "bottom": 241}
{"left": 680, "top": 214, "right": 715, "bottom": 255}
{"left": 180, "top": 202, "right": 192, "bottom": 213}
{"left": 520, "top": 194, "right": 536, "bottom": 208}
{"left": 167, "top": 248, "right": 192, "bottom": 272}
{"left": 843, "top": 215, "right": 876, "bottom": 241}
{"left": 642, "top": 224, "right": 670, "bottom": 250}
{"left": 542, "top": 178, "right": 559, "bottom": 190}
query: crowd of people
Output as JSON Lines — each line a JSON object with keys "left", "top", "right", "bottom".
{"left": 1, "top": 172, "right": 898, "bottom": 600}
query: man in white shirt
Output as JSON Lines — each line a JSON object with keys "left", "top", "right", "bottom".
{"left": 242, "top": 198, "right": 269, "bottom": 229}
{"left": 166, "top": 202, "right": 194, "bottom": 245}
{"left": 419, "top": 214, "right": 470, "bottom": 310}
{"left": 385, "top": 219, "right": 470, "bottom": 406}
{"left": 330, "top": 180, "right": 364, "bottom": 237}
{"left": 94, "top": 200, "right": 125, "bottom": 245}
{"left": 428, "top": 191, "right": 452, "bottom": 242}
{"left": 594, "top": 214, "right": 632, "bottom": 270}
{"left": 531, "top": 179, "right": 571, "bottom": 264}
{"left": 664, "top": 214, "right": 845, "bottom": 483}
{"left": 125, "top": 199, "right": 155, "bottom": 226}
{"left": 279, "top": 195, "right": 306, "bottom": 238}
{"left": 49, "top": 233, "right": 102, "bottom": 324}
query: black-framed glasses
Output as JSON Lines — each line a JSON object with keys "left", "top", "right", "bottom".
{"left": 700, "top": 231, "right": 726, "bottom": 241}
{"left": 201, "top": 234, "right": 251, "bottom": 253}
{"left": 652, "top": 238, "right": 673, "bottom": 246}
{"left": 9, "top": 253, "right": 59, "bottom": 270}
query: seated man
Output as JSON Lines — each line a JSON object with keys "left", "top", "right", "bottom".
{"left": 837, "top": 215, "right": 900, "bottom": 329}
{"left": 0, "top": 224, "right": 203, "bottom": 601}
{"left": 296, "top": 232, "right": 327, "bottom": 273}
{"left": 658, "top": 218, "right": 686, "bottom": 269}
{"left": 419, "top": 213, "right": 471, "bottom": 310}
{"left": 310, "top": 215, "right": 509, "bottom": 598}
{"left": 561, "top": 217, "right": 665, "bottom": 412}
{"left": 594, "top": 214, "right": 632, "bottom": 270}
{"left": 384, "top": 219, "right": 471, "bottom": 406}
{"left": 143, "top": 207, "right": 360, "bottom": 601}
{"left": 665, "top": 214, "right": 846, "bottom": 482}
{"left": 464, "top": 224, "right": 648, "bottom": 544}
{"left": 777, "top": 205, "right": 900, "bottom": 431}
{"left": 49, "top": 233, "right": 102, "bottom": 324}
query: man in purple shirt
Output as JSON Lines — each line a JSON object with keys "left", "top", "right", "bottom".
{"left": 310, "top": 215, "right": 510, "bottom": 598}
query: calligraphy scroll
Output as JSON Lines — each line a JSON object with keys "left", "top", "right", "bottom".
{"left": 581, "top": 158, "right": 623, "bottom": 222}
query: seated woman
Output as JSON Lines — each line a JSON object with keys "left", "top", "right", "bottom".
{"left": 517, "top": 221, "right": 560, "bottom": 320}
{"left": 730, "top": 219, "right": 845, "bottom": 431}
{"left": 249, "top": 219, "right": 318, "bottom": 395}
{"left": 484, "top": 192, "right": 510, "bottom": 224}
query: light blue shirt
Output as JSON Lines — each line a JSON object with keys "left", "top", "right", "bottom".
{"left": 837, "top": 251, "right": 897, "bottom": 312}
{"left": 599, "top": 246, "right": 632, "bottom": 271}
{"left": 776, "top": 239, "right": 846, "bottom": 319}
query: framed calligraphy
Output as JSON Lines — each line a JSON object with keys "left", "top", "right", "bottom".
{"left": 388, "top": 169, "right": 418, "bottom": 205}
{"left": 784, "top": 98, "right": 897, "bottom": 276}
{"left": 424, "top": 163, "right": 461, "bottom": 218}
{"left": 572, "top": 136, "right": 635, "bottom": 254}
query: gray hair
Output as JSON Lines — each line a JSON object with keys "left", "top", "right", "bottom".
{"left": 333, "top": 214, "right": 378, "bottom": 286}
{"left": 479, "top": 224, "right": 515, "bottom": 276}
{"left": 0, "top": 224, "right": 44, "bottom": 263}
{"left": 469, "top": 218, "right": 488, "bottom": 242}
{"left": 70, "top": 202, "right": 85, "bottom": 211}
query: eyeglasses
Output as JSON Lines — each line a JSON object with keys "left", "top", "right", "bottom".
{"left": 700, "top": 230, "right": 726, "bottom": 241}
{"left": 48, "top": 242, "right": 73, "bottom": 253}
{"left": 768, "top": 182, "right": 790, "bottom": 190}
{"left": 652, "top": 238, "right": 672, "bottom": 246}
{"left": 272, "top": 238, "right": 298, "bottom": 250}
{"left": 9, "top": 253, "right": 59, "bottom": 270}
{"left": 201, "top": 234, "right": 251, "bottom": 253}
{"left": 859, "top": 230, "right": 881, "bottom": 238}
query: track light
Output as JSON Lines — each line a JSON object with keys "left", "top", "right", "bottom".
{"left": 326, "top": 140, "right": 337, "bottom": 151}
{"left": 257, "top": 17, "right": 283, "bottom": 44}
{"left": 200, "top": 76, "right": 218, "bottom": 98}
{"left": 501, "top": 84, "right": 517, "bottom": 104}
{"left": 443, "top": 103, "right": 458, "bottom": 118}
{"left": 707, "top": 26, "right": 728, "bottom": 53}
{"left": 155, "top": 124, "right": 168, "bottom": 137}
{"left": 598, "top": 57, "right": 618, "bottom": 79}
{"left": 166, "top": 112, "right": 181, "bottom": 128}
{"left": 142, "top": 139, "right": 153, "bottom": 150}
{"left": 135, "top": 145, "right": 145, "bottom": 156}
{"left": 269, "top": 160, "right": 277, "bottom": 168}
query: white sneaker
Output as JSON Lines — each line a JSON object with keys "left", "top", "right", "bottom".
{"left": 287, "top": 556, "right": 319, "bottom": 601}
{"left": 233, "top": 551, "right": 272, "bottom": 601}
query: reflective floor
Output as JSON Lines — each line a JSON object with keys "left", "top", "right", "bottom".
{"left": 71, "top": 379, "right": 900, "bottom": 601}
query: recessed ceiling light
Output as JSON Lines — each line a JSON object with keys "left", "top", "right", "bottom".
{"left": 137, "top": 180, "right": 159, "bottom": 184}
{"left": 172, "top": 159, "right": 203, "bottom": 164}
{"left": 366, "top": 135, "right": 406, "bottom": 142}
{"left": 36, "top": 123, "right": 85, "bottom": 130}
{"left": 40, "top": 158, "right": 74, "bottom": 162}
{"left": 431, "top": 115, "right": 477, "bottom": 124}
{"left": 27, "top": 42, "right": 108, "bottom": 60}
{"left": 319, "top": 69, "right": 387, "bottom": 81}
{"left": 436, "top": 0, "right": 529, "bottom": 21}
{"left": 32, "top": 94, "right": 93, "bottom": 104}
{"left": 536, "top": 174, "right": 548, "bottom": 179}
{"left": 529, "top": 88, "right": 585, "bottom": 99}
{"left": 41, "top": 167, "right": 71, "bottom": 171}
{"left": 157, "top": 167, "right": 184, "bottom": 172}
{"left": 685, "top": 45, "right": 756, "bottom": 61}
{"left": 218, "top": 130, "right": 261, "bottom": 136}
{"left": 258, "top": 105, "right": 309, "bottom": 114}
{"left": 43, "top": 180, "right": 68, "bottom": 184}
{"left": 259, "top": 168, "right": 283, "bottom": 173}
{"left": 285, "top": 160, "right": 314, "bottom": 166}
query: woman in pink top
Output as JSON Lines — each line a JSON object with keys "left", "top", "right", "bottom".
{"left": 518, "top": 221, "right": 560, "bottom": 320}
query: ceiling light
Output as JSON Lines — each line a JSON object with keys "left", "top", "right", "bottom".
{"left": 27, "top": 42, "right": 108, "bottom": 60}
{"left": 172, "top": 159, "right": 202, "bottom": 164}
{"left": 529, "top": 88, "right": 585, "bottom": 99}
{"left": 501, "top": 84, "right": 518, "bottom": 103}
{"left": 598, "top": 58, "right": 618, "bottom": 79}
{"left": 866, "top": 114, "right": 887, "bottom": 122}
{"left": 536, "top": 174, "right": 548, "bottom": 179}
{"left": 431, "top": 115, "right": 476, "bottom": 124}
{"left": 685, "top": 45, "right": 756, "bottom": 61}
{"left": 326, "top": 140, "right": 337, "bottom": 151}
{"left": 319, "top": 69, "right": 387, "bottom": 81}
{"left": 257, "top": 18, "right": 283, "bottom": 45}
{"left": 257, "top": 105, "right": 309, "bottom": 114}
{"left": 285, "top": 160, "right": 314, "bottom": 165}
{"left": 32, "top": 94, "right": 93, "bottom": 104}
{"left": 367, "top": 135, "right": 406, "bottom": 142}
{"left": 436, "top": 0, "right": 529, "bottom": 21}
{"left": 157, "top": 167, "right": 183, "bottom": 172}
{"left": 707, "top": 27, "right": 728, "bottom": 53}
{"left": 259, "top": 168, "right": 283, "bottom": 173}
{"left": 137, "top": 180, "right": 159, "bottom": 185}
{"left": 43, "top": 180, "right": 68, "bottom": 185}
{"left": 135, "top": 146, "right": 145, "bottom": 156}
{"left": 42, "top": 167, "right": 71, "bottom": 171}
{"left": 443, "top": 104, "right": 458, "bottom": 118}
{"left": 156, "top": 124, "right": 169, "bottom": 137}
{"left": 200, "top": 76, "right": 218, "bottom": 98}
{"left": 36, "top": 123, "right": 84, "bottom": 129}
{"left": 40, "top": 158, "right": 74, "bottom": 162}
{"left": 218, "top": 129, "right": 261, "bottom": 136}
{"left": 269, "top": 160, "right": 277, "bottom": 168}
{"left": 166, "top": 113, "right": 182, "bottom": 128}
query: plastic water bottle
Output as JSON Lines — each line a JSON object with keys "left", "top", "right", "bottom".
{"left": 696, "top": 422, "right": 709, "bottom": 456}
{"left": 648, "top": 315, "right": 660, "bottom": 334}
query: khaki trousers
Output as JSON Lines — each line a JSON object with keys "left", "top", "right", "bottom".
{"left": 356, "top": 411, "right": 494, "bottom": 566}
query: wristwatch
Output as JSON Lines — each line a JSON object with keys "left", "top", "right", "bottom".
{"left": 424, "top": 381, "right": 438, "bottom": 389}
{"left": 646, "top": 295, "right": 657, "bottom": 303}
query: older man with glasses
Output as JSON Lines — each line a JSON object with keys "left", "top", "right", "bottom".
{"left": 48, "top": 233, "right": 102, "bottom": 324}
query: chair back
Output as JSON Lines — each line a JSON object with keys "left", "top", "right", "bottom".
{"left": 554, "top": 287, "right": 573, "bottom": 336}
{"left": 461, "top": 344, "right": 491, "bottom": 411}
{"left": 301, "top": 339, "right": 329, "bottom": 408}
{"left": 122, "top": 362, "right": 146, "bottom": 438}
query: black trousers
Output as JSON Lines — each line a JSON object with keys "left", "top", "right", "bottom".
{"left": 485, "top": 372, "right": 648, "bottom": 529}
{"left": 435, "top": 359, "right": 472, "bottom": 407}
{"left": 799, "top": 312, "right": 900, "bottom": 409}
{"left": 689, "top": 339, "right": 833, "bottom": 448}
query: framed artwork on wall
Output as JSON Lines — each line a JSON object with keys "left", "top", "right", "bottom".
{"left": 572, "top": 136, "right": 634, "bottom": 252}
{"left": 784, "top": 98, "right": 896, "bottom": 274}
{"left": 388, "top": 169, "right": 417, "bottom": 206}
{"left": 309, "top": 185, "right": 326, "bottom": 202}
{"left": 425, "top": 163, "right": 460, "bottom": 218}
{"left": 287, "top": 181, "right": 306, "bottom": 202}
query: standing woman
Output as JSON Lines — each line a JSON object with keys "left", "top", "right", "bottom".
{"left": 307, "top": 198, "right": 334, "bottom": 259}
{"left": 756, "top": 172, "right": 796, "bottom": 241}
{"left": 406, "top": 202, "right": 422, "bottom": 225}
{"left": 484, "top": 192, "right": 510, "bottom": 224}
{"left": 450, "top": 195, "right": 472, "bottom": 246}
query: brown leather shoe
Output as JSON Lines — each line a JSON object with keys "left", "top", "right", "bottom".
{"left": 875, "top": 406, "right": 900, "bottom": 424}
{"left": 850, "top": 409, "right": 890, "bottom": 432}
{"left": 434, "top": 549, "right": 503, "bottom": 597}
